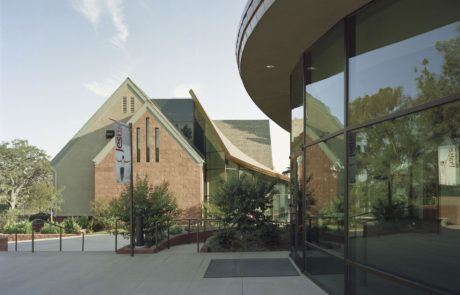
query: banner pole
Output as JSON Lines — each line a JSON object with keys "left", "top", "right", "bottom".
{"left": 129, "top": 122, "right": 134, "bottom": 257}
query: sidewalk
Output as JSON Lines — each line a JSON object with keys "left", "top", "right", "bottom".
{"left": 0, "top": 243, "right": 326, "bottom": 295}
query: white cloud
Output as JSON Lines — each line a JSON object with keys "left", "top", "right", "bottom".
{"left": 173, "top": 83, "right": 205, "bottom": 98}
{"left": 72, "top": 0, "right": 101, "bottom": 30}
{"left": 84, "top": 72, "right": 128, "bottom": 97}
{"left": 106, "top": 0, "right": 128, "bottom": 48}
{"left": 71, "top": 0, "right": 129, "bottom": 48}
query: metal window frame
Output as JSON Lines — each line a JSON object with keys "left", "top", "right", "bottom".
{"left": 294, "top": 1, "right": 460, "bottom": 294}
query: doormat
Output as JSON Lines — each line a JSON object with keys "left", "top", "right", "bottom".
{"left": 204, "top": 258, "right": 299, "bottom": 278}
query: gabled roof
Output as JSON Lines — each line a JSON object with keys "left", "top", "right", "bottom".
{"left": 52, "top": 78, "right": 138, "bottom": 166}
{"left": 93, "top": 82, "right": 204, "bottom": 165}
{"left": 213, "top": 120, "right": 273, "bottom": 169}
{"left": 189, "top": 90, "right": 288, "bottom": 182}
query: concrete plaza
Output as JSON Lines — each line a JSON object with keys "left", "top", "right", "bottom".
{"left": 0, "top": 244, "right": 326, "bottom": 295}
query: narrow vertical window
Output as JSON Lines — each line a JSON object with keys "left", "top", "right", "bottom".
{"left": 146, "top": 118, "right": 150, "bottom": 162}
{"left": 155, "top": 128, "right": 159, "bottom": 162}
{"left": 136, "top": 127, "right": 141, "bottom": 162}
{"left": 122, "top": 96, "right": 127, "bottom": 113}
{"left": 130, "top": 97, "right": 135, "bottom": 113}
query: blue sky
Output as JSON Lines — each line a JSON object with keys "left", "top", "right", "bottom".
{"left": 0, "top": 0, "right": 290, "bottom": 172}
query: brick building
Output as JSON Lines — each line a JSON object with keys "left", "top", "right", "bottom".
{"left": 52, "top": 78, "right": 288, "bottom": 218}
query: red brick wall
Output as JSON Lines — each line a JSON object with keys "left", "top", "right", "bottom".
{"left": 305, "top": 138, "right": 339, "bottom": 215}
{"left": 94, "top": 110, "right": 203, "bottom": 219}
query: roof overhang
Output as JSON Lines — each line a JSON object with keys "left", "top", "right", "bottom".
{"left": 237, "top": 0, "right": 369, "bottom": 131}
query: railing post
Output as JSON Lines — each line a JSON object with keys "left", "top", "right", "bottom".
{"left": 81, "top": 232, "right": 85, "bottom": 252}
{"left": 155, "top": 222, "right": 158, "bottom": 250}
{"left": 167, "top": 222, "right": 170, "bottom": 249}
{"left": 196, "top": 222, "right": 200, "bottom": 253}
{"left": 188, "top": 219, "right": 191, "bottom": 242}
{"left": 15, "top": 231, "right": 17, "bottom": 252}
{"left": 59, "top": 227, "right": 62, "bottom": 252}
{"left": 32, "top": 226, "right": 34, "bottom": 253}
{"left": 115, "top": 220, "right": 118, "bottom": 253}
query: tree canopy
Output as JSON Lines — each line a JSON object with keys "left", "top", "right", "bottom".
{"left": 0, "top": 139, "right": 52, "bottom": 209}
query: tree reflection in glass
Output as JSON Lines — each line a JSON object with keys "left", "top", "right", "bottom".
{"left": 348, "top": 23, "right": 460, "bottom": 294}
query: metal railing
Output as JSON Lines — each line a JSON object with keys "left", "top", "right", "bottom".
{"left": 30, "top": 219, "right": 64, "bottom": 253}
{"left": 12, "top": 219, "right": 86, "bottom": 253}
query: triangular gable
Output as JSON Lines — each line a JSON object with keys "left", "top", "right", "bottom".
{"left": 93, "top": 99, "right": 204, "bottom": 165}
{"left": 52, "top": 77, "right": 147, "bottom": 165}
{"left": 189, "top": 90, "right": 288, "bottom": 182}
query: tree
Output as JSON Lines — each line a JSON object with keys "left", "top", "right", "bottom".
{"left": 0, "top": 139, "right": 51, "bottom": 209}
{"left": 111, "top": 176, "right": 180, "bottom": 245}
{"left": 27, "top": 182, "right": 63, "bottom": 215}
{"left": 212, "top": 174, "right": 277, "bottom": 232}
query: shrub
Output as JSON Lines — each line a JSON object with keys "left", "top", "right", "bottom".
{"left": 41, "top": 223, "right": 61, "bottom": 234}
{"left": 257, "top": 223, "right": 281, "bottom": 248}
{"left": 212, "top": 174, "right": 277, "bottom": 232}
{"left": 29, "top": 212, "right": 50, "bottom": 222}
{"left": 372, "top": 198, "right": 405, "bottom": 221}
{"left": 3, "top": 220, "right": 32, "bottom": 234}
{"left": 90, "top": 200, "right": 116, "bottom": 232}
{"left": 169, "top": 225, "right": 183, "bottom": 235}
{"left": 111, "top": 177, "right": 180, "bottom": 246}
{"left": 0, "top": 208, "right": 19, "bottom": 232}
{"left": 207, "top": 229, "right": 241, "bottom": 251}
{"left": 63, "top": 217, "right": 81, "bottom": 234}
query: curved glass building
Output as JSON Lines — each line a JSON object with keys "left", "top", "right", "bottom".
{"left": 237, "top": 0, "right": 460, "bottom": 294}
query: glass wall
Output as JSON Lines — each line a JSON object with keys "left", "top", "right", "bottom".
{"left": 289, "top": 0, "right": 460, "bottom": 294}
{"left": 348, "top": 100, "right": 460, "bottom": 293}
{"left": 349, "top": 0, "right": 460, "bottom": 125}
{"left": 290, "top": 58, "right": 305, "bottom": 266}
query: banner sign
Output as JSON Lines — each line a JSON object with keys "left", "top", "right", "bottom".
{"left": 438, "top": 145, "right": 460, "bottom": 186}
{"left": 115, "top": 123, "right": 131, "bottom": 183}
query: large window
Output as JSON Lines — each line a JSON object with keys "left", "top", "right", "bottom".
{"left": 349, "top": 0, "right": 460, "bottom": 125}
{"left": 290, "top": 59, "right": 305, "bottom": 267}
{"left": 289, "top": 0, "right": 460, "bottom": 294}
{"left": 348, "top": 100, "right": 460, "bottom": 293}
{"left": 306, "top": 21, "right": 345, "bottom": 141}
{"left": 136, "top": 127, "right": 141, "bottom": 162}
{"left": 154, "top": 128, "right": 159, "bottom": 162}
{"left": 146, "top": 118, "right": 150, "bottom": 162}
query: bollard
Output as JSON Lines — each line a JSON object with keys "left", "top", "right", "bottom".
{"left": 81, "top": 232, "right": 85, "bottom": 252}
{"left": 135, "top": 209, "right": 145, "bottom": 247}
{"left": 59, "top": 227, "right": 62, "bottom": 252}
{"left": 15, "top": 231, "right": 17, "bottom": 252}
{"left": 32, "top": 228, "right": 34, "bottom": 253}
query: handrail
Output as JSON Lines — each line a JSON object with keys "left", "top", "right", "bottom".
{"left": 30, "top": 219, "right": 64, "bottom": 253}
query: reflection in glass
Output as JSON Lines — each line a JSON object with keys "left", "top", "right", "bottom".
{"left": 306, "top": 135, "right": 345, "bottom": 257}
{"left": 349, "top": 267, "right": 423, "bottom": 295}
{"left": 291, "top": 59, "right": 305, "bottom": 268}
{"left": 349, "top": 0, "right": 460, "bottom": 125}
{"left": 306, "top": 21, "right": 344, "bottom": 140}
{"left": 348, "top": 100, "right": 460, "bottom": 293}
{"left": 305, "top": 246, "right": 344, "bottom": 295}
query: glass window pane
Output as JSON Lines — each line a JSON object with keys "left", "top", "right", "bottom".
{"left": 306, "top": 246, "right": 344, "bottom": 295}
{"left": 206, "top": 151, "right": 225, "bottom": 170}
{"left": 348, "top": 100, "right": 460, "bottom": 293}
{"left": 290, "top": 59, "right": 306, "bottom": 267}
{"left": 349, "top": 266, "right": 424, "bottom": 295}
{"left": 291, "top": 59, "right": 305, "bottom": 156}
{"left": 349, "top": 0, "right": 460, "bottom": 125}
{"left": 306, "top": 135, "right": 345, "bottom": 257}
{"left": 306, "top": 21, "right": 344, "bottom": 140}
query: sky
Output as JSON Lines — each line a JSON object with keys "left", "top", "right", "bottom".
{"left": 0, "top": 0, "right": 290, "bottom": 173}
